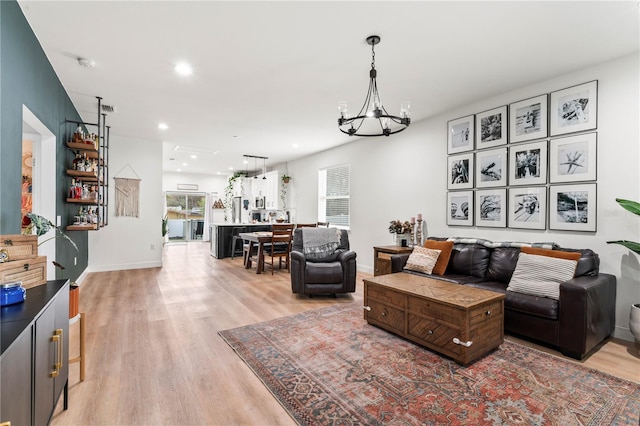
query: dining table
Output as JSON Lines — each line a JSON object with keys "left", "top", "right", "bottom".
{"left": 238, "top": 231, "right": 273, "bottom": 274}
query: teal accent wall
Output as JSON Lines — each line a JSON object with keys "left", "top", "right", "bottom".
{"left": 1, "top": 0, "right": 88, "bottom": 279}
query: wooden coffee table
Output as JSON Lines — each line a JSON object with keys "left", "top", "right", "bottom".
{"left": 363, "top": 272, "right": 505, "bottom": 365}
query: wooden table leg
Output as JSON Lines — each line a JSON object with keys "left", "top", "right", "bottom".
{"left": 69, "top": 312, "right": 85, "bottom": 382}
{"left": 245, "top": 241, "right": 254, "bottom": 269}
{"left": 257, "top": 242, "right": 265, "bottom": 274}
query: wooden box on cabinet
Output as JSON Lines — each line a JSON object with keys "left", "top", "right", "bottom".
{"left": 0, "top": 234, "right": 38, "bottom": 262}
{"left": 373, "top": 245, "right": 413, "bottom": 276}
{"left": 0, "top": 255, "right": 47, "bottom": 289}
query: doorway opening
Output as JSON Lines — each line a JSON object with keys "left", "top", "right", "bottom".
{"left": 165, "top": 192, "right": 206, "bottom": 242}
{"left": 22, "top": 106, "right": 57, "bottom": 279}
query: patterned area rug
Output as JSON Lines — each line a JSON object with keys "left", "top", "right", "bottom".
{"left": 219, "top": 303, "right": 640, "bottom": 425}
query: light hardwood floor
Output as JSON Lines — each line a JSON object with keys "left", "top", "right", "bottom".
{"left": 52, "top": 242, "right": 639, "bottom": 425}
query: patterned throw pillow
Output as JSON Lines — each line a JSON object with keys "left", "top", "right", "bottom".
{"left": 404, "top": 246, "right": 442, "bottom": 274}
{"left": 507, "top": 253, "right": 577, "bottom": 300}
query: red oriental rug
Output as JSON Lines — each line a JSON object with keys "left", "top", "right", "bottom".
{"left": 219, "top": 303, "right": 640, "bottom": 425}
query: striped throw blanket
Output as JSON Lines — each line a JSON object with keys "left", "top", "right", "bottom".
{"left": 446, "top": 237, "right": 557, "bottom": 250}
{"left": 302, "top": 228, "right": 341, "bottom": 260}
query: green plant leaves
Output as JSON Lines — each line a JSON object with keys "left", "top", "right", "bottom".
{"left": 606, "top": 240, "right": 640, "bottom": 256}
{"left": 615, "top": 198, "right": 640, "bottom": 216}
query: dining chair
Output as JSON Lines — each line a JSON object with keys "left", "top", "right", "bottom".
{"left": 296, "top": 223, "right": 317, "bottom": 228}
{"left": 230, "top": 226, "right": 248, "bottom": 259}
{"left": 317, "top": 221, "right": 330, "bottom": 227}
{"left": 264, "top": 224, "right": 294, "bottom": 274}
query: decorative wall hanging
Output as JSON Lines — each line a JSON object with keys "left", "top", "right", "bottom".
{"left": 508, "top": 186, "right": 547, "bottom": 230}
{"left": 113, "top": 163, "right": 141, "bottom": 218}
{"left": 508, "top": 140, "right": 548, "bottom": 186}
{"left": 475, "top": 147, "right": 507, "bottom": 188}
{"left": 447, "top": 115, "right": 475, "bottom": 154}
{"left": 447, "top": 153, "right": 474, "bottom": 190}
{"left": 549, "top": 81, "right": 598, "bottom": 136}
{"left": 549, "top": 183, "right": 597, "bottom": 232}
{"left": 476, "top": 188, "right": 507, "bottom": 228}
{"left": 549, "top": 133, "right": 597, "bottom": 183}
{"left": 447, "top": 191, "right": 474, "bottom": 226}
{"left": 509, "top": 95, "right": 548, "bottom": 143}
{"left": 475, "top": 106, "right": 507, "bottom": 149}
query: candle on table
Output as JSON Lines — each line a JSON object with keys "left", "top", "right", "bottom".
{"left": 410, "top": 217, "right": 415, "bottom": 224}
{"left": 417, "top": 213, "right": 422, "bottom": 221}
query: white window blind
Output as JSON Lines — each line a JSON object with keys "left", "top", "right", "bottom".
{"left": 318, "top": 164, "right": 350, "bottom": 228}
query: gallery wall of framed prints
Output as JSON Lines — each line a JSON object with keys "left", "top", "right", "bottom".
{"left": 446, "top": 80, "right": 598, "bottom": 232}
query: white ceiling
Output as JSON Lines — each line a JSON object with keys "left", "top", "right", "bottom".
{"left": 18, "top": 1, "right": 639, "bottom": 176}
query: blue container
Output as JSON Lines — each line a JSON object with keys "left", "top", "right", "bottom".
{"left": 1, "top": 282, "right": 26, "bottom": 306}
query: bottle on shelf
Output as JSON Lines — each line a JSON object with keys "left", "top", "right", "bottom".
{"left": 72, "top": 150, "right": 82, "bottom": 170}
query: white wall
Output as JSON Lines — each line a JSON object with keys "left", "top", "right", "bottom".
{"left": 285, "top": 53, "right": 640, "bottom": 340}
{"left": 88, "top": 135, "right": 164, "bottom": 271}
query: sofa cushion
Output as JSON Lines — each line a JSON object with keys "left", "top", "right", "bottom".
{"left": 520, "top": 246, "right": 581, "bottom": 261}
{"left": 505, "top": 291, "right": 559, "bottom": 320}
{"left": 404, "top": 246, "right": 441, "bottom": 274}
{"left": 556, "top": 247, "right": 600, "bottom": 277}
{"left": 448, "top": 243, "right": 491, "bottom": 278}
{"left": 484, "top": 247, "right": 520, "bottom": 284}
{"left": 305, "top": 262, "right": 343, "bottom": 284}
{"left": 423, "top": 240, "right": 454, "bottom": 275}
{"left": 507, "top": 253, "right": 577, "bottom": 300}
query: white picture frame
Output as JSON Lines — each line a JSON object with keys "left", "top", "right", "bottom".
{"left": 508, "top": 187, "right": 547, "bottom": 230}
{"left": 476, "top": 106, "right": 507, "bottom": 149}
{"left": 476, "top": 147, "right": 507, "bottom": 188}
{"left": 447, "top": 191, "right": 474, "bottom": 226}
{"left": 508, "top": 140, "right": 548, "bottom": 186}
{"left": 447, "top": 115, "right": 475, "bottom": 154}
{"left": 550, "top": 81, "right": 597, "bottom": 136}
{"left": 549, "top": 183, "right": 597, "bottom": 232}
{"left": 476, "top": 189, "right": 507, "bottom": 228}
{"left": 447, "top": 153, "right": 474, "bottom": 190}
{"left": 550, "top": 133, "right": 597, "bottom": 183}
{"left": 509, "top": 94, "right": 548, "bottom": 143}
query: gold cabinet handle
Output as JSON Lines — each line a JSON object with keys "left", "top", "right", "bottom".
{"left": 50, "top": 333, "right": 60, "bottom": 377}
{"left": 55, "top": 329, "right": 64, "bottom": 371}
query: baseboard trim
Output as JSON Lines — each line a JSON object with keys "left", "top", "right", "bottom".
{"left": 87, "top": 260, "right": 163, "bottom": 273}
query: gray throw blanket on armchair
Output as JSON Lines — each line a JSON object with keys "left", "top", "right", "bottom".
{"left": 302, "top": 228, "right": 341, "bottom": 260}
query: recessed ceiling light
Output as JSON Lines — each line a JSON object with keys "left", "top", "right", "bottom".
{"left": 177, "top": 168, "right": 182, "bottom": 172}
{"left": 174, "top": 62, "right": 193, "bottom": 76}
{"left": 182, "top": 163, "right": 188, "bottom": 166}
{"left": 190, "top": 154, "right": 197, "bottom": 159}
{"left": 158, "top": 123, "right": 169, "bottom": 130}
{"left": 293, "top": 143, "right": 299, "bottom": 148}
{"left": 229, "top": 167, "right": 234, "bottom": 170}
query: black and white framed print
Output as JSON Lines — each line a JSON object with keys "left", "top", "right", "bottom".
{"left": 509, "top": 95, "right": 548, "bottom": 143}
{"left": 476, "top": 189, "right": 507, "bottom": 228}
{"left": 550, "top": 133, "right": 597, "bottom": 183}
{"left": 508, "top": 186, "right": 546, "bottom": 230}
{"left": 447, "top": 153, "right": 474, "bottom": 190}
{"left": 508, "top": 140, "right": 547, "bottom": 186}
{"left": 447, "top": 191, "right": 474, "bottom": 226}
{"left": 549, "top": 183, "right": 597, "bottom": 232}
{"left": 550, "top": 81, "right": 597, "bottom": 136}
{"left": 476, "top": 147, "right": 507, "bottom": 188}
{"left": 476, "top": 106, "right": 507, "bottom": 149}
{"left": 447, "top": 115, "right": 475, "bottom": 154}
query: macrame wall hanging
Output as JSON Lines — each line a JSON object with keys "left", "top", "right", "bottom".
{"left": 113, "top": 164, "right": 141, "bottom": 217}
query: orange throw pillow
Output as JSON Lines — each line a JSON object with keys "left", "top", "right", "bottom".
{"left": 423, "top": 240, "right": 454, "bottom": 276}
{"left": 520, "top": 246, "right": 581, "bottom": 261}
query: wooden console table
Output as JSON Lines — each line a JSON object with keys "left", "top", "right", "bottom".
{"left": 363, "top": 272, "right": 504, "bottom": 365}
{"left": 373, "top": 245, "right": 413, "bottom": 276}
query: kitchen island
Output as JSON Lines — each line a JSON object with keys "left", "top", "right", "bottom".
{"left": 210, "top": 223, "right": 274, "bottom": 259}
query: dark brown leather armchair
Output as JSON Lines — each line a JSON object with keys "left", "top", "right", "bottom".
{"left": 290, "top": 228, "right": 357, "bottom": 296}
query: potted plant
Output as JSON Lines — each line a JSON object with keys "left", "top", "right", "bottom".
{"left": 388, "top": 219, "right": 413, "bottom": 246}
{"left": 281, "top": 174, "right": 291, "bottom": 184}
{"left": 607, "top": 198, "right": 640, "bottom": 344}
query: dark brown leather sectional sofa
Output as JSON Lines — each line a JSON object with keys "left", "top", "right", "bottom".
{"left": 390, "top": 237, "right": 617, "bottom": 360}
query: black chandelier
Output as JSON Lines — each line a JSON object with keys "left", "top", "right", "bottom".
{"left": 338, "top": 35, "right": 410, "bottom": 137}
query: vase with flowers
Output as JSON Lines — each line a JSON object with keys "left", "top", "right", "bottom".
{"left": 388, "top": 219, "right": 413, "bottom": 246}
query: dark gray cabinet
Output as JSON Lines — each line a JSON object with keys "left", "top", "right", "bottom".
{"left": 1, "top": 280, "right": 70, "bottom": 426}
{"left": 210, "top": 224, "right": 271, "bottom": 259}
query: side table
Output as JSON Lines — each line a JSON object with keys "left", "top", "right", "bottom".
{"left": 373, "top": 245, "right": 413, "bottom": 276}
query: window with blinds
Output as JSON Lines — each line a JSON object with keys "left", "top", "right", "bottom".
{"left": 318, "top": 164, "right": 350, "bottom": 228}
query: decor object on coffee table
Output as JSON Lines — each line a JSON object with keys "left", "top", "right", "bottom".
{"left": 219, "top": 303, "right": 640, "bottom": 425}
